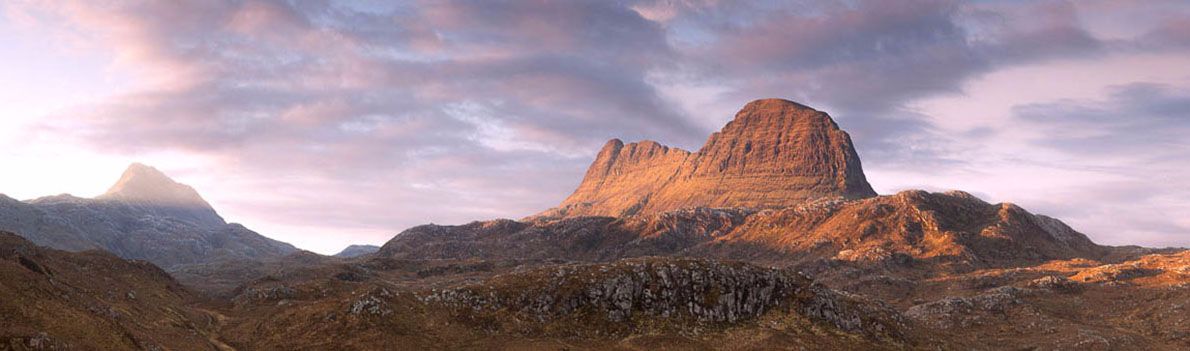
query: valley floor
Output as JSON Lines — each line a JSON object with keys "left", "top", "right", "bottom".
{"left": 6, "top": 229, "right": 1185, "bottom": 351}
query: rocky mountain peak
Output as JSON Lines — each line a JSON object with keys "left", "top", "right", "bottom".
{"left": 537, "top": 99, "right": 876, "bottom": 219}
{"left": 684, "top": 98, "right": 875, "bottom": 199}
{"left": 732, "top": 98, "right": 822, "bottom": 122}
{"left": 103, "top": 164, "right": 206, "bottom": 205}
{"left": 98, "top": 163, "right": 225, "bottom": 227}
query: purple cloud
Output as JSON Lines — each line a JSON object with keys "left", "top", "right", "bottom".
{"left": 5, "top": 0, "right": 1188, "bottom": 251}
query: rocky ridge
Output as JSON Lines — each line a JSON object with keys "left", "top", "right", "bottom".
{"left": 420, "top": 257, "right": 906, "bottom": 340}
{"left": 380, "top": 190, "right": 1106, "bottom": 269}
{"left": 537, "top": 98, "right": 876, "bottom": 219}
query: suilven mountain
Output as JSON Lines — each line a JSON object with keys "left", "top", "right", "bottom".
{"left": 536, "top": 98, "right": 876, "bottom": 219}
{"left": 382, "top": 99, "right": 1107, "bottom": 269}
{"left": 0, "top": 99, "right": 1185, "bottom": 350}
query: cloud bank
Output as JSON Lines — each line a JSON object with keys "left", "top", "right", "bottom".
{"left": 5, "top": 0, "right": 1189, "bottom": 252}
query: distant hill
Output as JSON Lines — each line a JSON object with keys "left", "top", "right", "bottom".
{"left": 334, "top": 244, "right": 380, "bottom": 258}
{"left": 0, "top": 163, "right": 296, "bottom": 269}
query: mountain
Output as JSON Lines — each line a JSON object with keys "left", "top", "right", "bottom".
{"left": 388, "top": 100, "right": 1104, "bottom": 269}
{"left": 536, "top": 98, "right": 876, "bottom": 219}
{"left": 97, "top": 163, "right": 225, "bottom": 227}
{"left": 0, "top": 163, "right": 296, "bottom": 269}
{"left": 354, "top": 99, "right": 1188, "bottom": 349}
{"left": 334, "top": 244, "right": 380, "bottom": 258}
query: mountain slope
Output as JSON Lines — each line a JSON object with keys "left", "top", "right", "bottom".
{"left": 380, "top": 190, "right": 1107, "bottom": 269}
{"left": 538, "top": 98, "right": 876, "bottom": 218}
{"left": 0, "top": 232, "right": 225, "bottom": 350}
{"left": 0, "top": 164, "right": 296, "bottom": 269}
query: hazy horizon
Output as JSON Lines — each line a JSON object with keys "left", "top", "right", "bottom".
{"left": 2, "top": 1, "right": 1188, "bottom": 254}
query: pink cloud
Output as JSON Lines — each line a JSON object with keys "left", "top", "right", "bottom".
{"left": 3, "top": 0, "right": 1187, "bottom": 252}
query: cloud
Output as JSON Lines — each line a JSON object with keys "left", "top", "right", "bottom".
{"left": 963, "top": 1, "right": 1105, "bottom": 62}
{"left": 5, "top": 0, "right": 1189, "bottom": 251}
{"left": 13, "top": 0, "right": 703, "bottom": 248}
{"left": 1006, "top": 82, "right": 1190, "bottom": 248}
{"left": 633, "top": 0, "right": 1115, "bottom": 171}
{"left": 1014, "top": 83, "right": 1190, "bottom": 158}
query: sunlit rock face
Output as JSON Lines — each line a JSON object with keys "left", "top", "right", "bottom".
{"left": 380, "top": 190, "right": 1107, "bottom": 268}
{"left": 97, "top": 163, "right": 225, "bottom": 228}
{"left": 537, "top": 99, "right": 876, "bottom": 219}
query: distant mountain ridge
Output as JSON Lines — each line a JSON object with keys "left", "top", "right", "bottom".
{"left": 0, "top": 163, "right": 296, "bottom": 269}
{"left": 334, "top": 244, "right": 380, "bottom": 258}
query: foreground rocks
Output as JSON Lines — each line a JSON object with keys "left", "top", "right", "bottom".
{"left": 422, "top": 258, "right": 905, "bottom": 340}
{"left": 2, "top": 226, "right": 1188, "bottom": 350}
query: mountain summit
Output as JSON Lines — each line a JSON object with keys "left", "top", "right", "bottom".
{"left": 0, "top": 163, "right": 295, "bottom": 268}
{"left": 98, "top": 163, "right": 224, "bottom": 227}
{"left": 539, "top": 99, "right": 876, "bottom": 218}
{"left": 101, "top": 163, "right": 210, "bottom": 206}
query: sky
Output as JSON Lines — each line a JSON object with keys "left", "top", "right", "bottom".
{"left": 0, "top": 0, "right": 1187, "bottom": 254}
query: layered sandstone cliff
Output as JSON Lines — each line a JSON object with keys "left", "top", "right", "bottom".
{"left": 538, "top": 98, "right": 876, "bottom": 218}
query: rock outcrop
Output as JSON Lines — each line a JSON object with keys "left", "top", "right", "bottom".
{"left": 421, "top": 257, "right": 905, "bottom": 340}
{"left": 537, "top": 99, "right": 876, "bottom": 219}
{"left": 905, "top": 286, "right": 1026, "bottom": 330}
